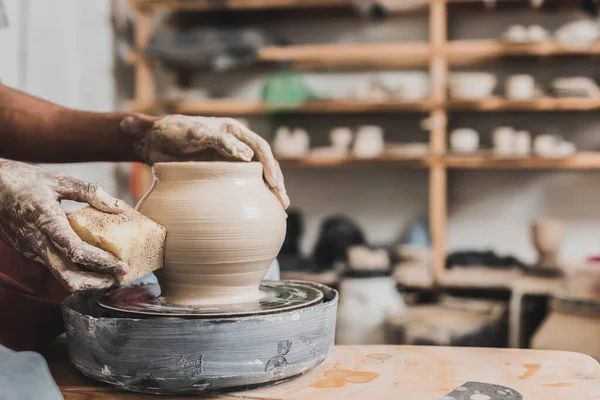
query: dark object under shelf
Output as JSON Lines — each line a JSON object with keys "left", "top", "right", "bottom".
{"left": 313, "top": 215, "right": 366, "bottom": 271}
{"left": 446, "top": 250, "right": 526, "bottom": 270}
{"left": 280, "top": 209, "right": 303, "bottom": 257}
{"left": 145, "top": 27, "right": 280, "bottom": 71}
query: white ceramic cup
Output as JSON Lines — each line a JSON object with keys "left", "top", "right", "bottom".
{"left": 450, "top": 128, "right": 480, "bottom": 153}
{"left": 533, "top": 134, "right": 560, "bottom": 157}
{"left": 353, "top": 125, "right": 385, "bottom": 158}
{"left": 493, "top": 126, "right": 516, "bottom": 155}
{"left": 505, "top": 74, "right": 536, "bottom": 100}
{"left": 503, "top": 25, "right": 529, "bottom": 43}
{"left": 449, "top": 72, "right": 497, "bottom": 100}
{"left": 330, "top": 127, "right": 353, "bottom": 151}
{"left": 514, "top": 130, "right": 532, "bottom": 155}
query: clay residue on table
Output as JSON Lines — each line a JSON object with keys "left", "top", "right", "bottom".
{"left": 519, "top": 363, "right": 541, "bottom": 380}
{"left": 310, "top": 369, "right": 379, "bottom": 389}
{"left": 543, "top": 382, "right": 572, "bottom": 388}
{"left": 363, "top": 353, "right": 393, "bottom": 365}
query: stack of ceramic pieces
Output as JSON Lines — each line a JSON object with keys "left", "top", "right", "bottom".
{"left": 450, "top": 128, "right": 480, "bottom": 153}
{"left": 448, "top": 72, "right": 497, "bottom": 100}
{"left": 551, "top": 77, "right": 600, "bottom": 98}
{"left": 353, "top": 125, "right": 385, "bottom": 158}
{"left": 533, "top": 135, "right": 576, "bottom": 158}
{"left": 500, "top": 24, "right": 550, "bottom": 44}
{"left": 272, "top": 126, "right": 310, "bottom": 159}
{"left": 554, "top": 19, "right": 600, "bottom": 49}
{"left": 492, "top": 127, "right": 532, "bottom": 156}
{"left": 392, "top": 74, "right": 430, "bottom": 101}
{"left": 348, "top": 77, "right": 390, "bottom": 101}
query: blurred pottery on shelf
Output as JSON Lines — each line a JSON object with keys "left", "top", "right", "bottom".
{"left": 514, "top": 130, "right": 532, "bottom": 155}
{"left": 449, "top": 72, "right": 497, "bottom": 100}
{"left": 528, "top": 25, "right": 550, "bottom": 42}
{"left": 329, "top": 127, "right": 353, "bottom": 153}
{"left": 353, "top": 125, "right": 385, "bottom": 158}
{"left": 336, "top": 275, "right": 405, "bottom": 345}
{"left": 501, "top": 25, "right": 529, "bottom": 43}
{"left": 272, "top": 126, "right": 310, "bottom": 159}
{"left": 450, "top": 128, "right": 480, "bottom": 153}
{"left": 551, "top": 77, "right": 600, "bottom": 98}
{"left": 349, "top": 77, "right": 390, "bottom": 101}
{"left": 533, "top": 134, "right": 576, "bottom": 158}
{"left": 531, "top": 218, "right": 565, "bottom": 270}
{"left": 500, "top": 24, "right": 549, "bottom": 44}
{"left": 554, "top": 19, "right": 600, "bottom": 49}
{"left": 493, "top": 126, "right": 517, "bottom": 155}
{"left": 505, "top": 74, "right": 536, "bottom": 100}
{"left": 394, "top": 76, "right": 429, "bottom": 101}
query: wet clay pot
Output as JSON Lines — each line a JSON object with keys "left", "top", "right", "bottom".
{"left": 137, "top": 162, "right": 286, "bottom": 305}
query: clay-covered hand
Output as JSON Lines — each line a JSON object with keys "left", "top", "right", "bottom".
{"left": 121, "top": 114, "right": 290, "bottom": 208}
{"left": 0, "top": 161, "right": 128, "bottom": 292}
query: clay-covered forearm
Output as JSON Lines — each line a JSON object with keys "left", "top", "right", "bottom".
{"left": 0, "top": 83, "right": 141, "bottom": 163}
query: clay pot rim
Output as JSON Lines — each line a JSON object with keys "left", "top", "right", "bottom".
{"left": 152, "top": 161, "right": 262, "bottom": 181}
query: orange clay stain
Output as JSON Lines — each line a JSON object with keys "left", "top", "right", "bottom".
{"left": 518, "top": 364, "right": 541, "bottom": 380}
{"left": 543, "top": 382, "right": 572, "bottom": 388}
{"left": 363, "top": 353, "right": 393, "bottom": 365}
{"left": 309, "top": 369, "right": 380, "bottom": 389}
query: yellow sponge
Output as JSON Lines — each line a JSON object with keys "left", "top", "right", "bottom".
{"left": 68, "top": 203, "right": 166, "bottom": 284}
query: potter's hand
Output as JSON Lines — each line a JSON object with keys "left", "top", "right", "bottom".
{"left": 0, "top": 161, "right": 128, "bottom": 292}
{"left": 121, "top": 114, "right": 290, "bottom": 208}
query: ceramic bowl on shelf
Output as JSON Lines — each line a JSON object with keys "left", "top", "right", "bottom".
{"left": 500, "top": 25, "right": 529, "bottom": 44}
{"left": 353, "top": 125, "right": 385, "bottom": 159}
{"left": 500, "top": 24, "right": 550, "bottom": 44}
{"left": 533, "top": 134, "right": 576, "bottom": 158}
{"left": 554, "top": 19, "right": 600, "bottom": 49}
{"left": 330, "top": 127, "right": 353, "bottom": 152}
{"left": 514, "top": 130, "right": 532, "bottom": 155}
{"left": 449, "top": 72, "right": 497, "bottom": 100}
{"left": 492, "top": 126, "right": 517, "bottom": 155}
{"left": 505, "top": 74, "right": 537, "bottom": 100}
{"left": 450, "top": 128, "right": 480, "bottom": 153}
{"left": 272, "top": 126, "right": 310, "bottom": 159}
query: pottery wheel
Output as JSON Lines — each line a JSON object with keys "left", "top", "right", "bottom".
{"left": 63, "top": 281, "right": 338, "bottom": 395}
{"left": 98, "top": 281, "right": 323, "bottom": 317}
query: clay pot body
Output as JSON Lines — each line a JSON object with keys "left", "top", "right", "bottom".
{"left": 531, "top": 218, "right": 565, "bottom": 269}
{"left": 137, "top": 162, "right": 287, "bottom": 305}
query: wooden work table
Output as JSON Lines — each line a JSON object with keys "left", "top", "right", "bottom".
{"left": 47, "top": 342, "right": 600, "bottom": 399}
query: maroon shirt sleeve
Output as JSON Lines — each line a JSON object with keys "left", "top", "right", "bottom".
{"left": 0, "top": 240, "right": 68, "bottom": 352}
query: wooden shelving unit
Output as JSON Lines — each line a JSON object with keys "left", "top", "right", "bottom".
{"left": 258, "top": 42, "right": 431, "bottom": 69}
{"left": 128, "top": 0, "right": 600, "bottom": 287}
{"left": 447, "top": 97, "right": 600, "bottom": 112}
{"left": 445, "top": 153, "right": 600, "bottom": 169}
{"left": 279, "top": 155, "right": 433, "bottom": 167}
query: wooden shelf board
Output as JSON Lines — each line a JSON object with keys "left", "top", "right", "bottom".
{"left": 171, "top": 99, "right": 432, "bottom": 115}
{"left": 258, "top": 42, "right": 430, "bottom": 69}
{"left": 448, "top": 40, "right": 600, "bottom": 65}
{"left": 278, "top": 155, "right": 433, "bottom": 167}
{"left": 447, "top": 97, "right": 600, "bottom": 111}
{"left": 444, "top": 153, "right": 600, "bottom": 169}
